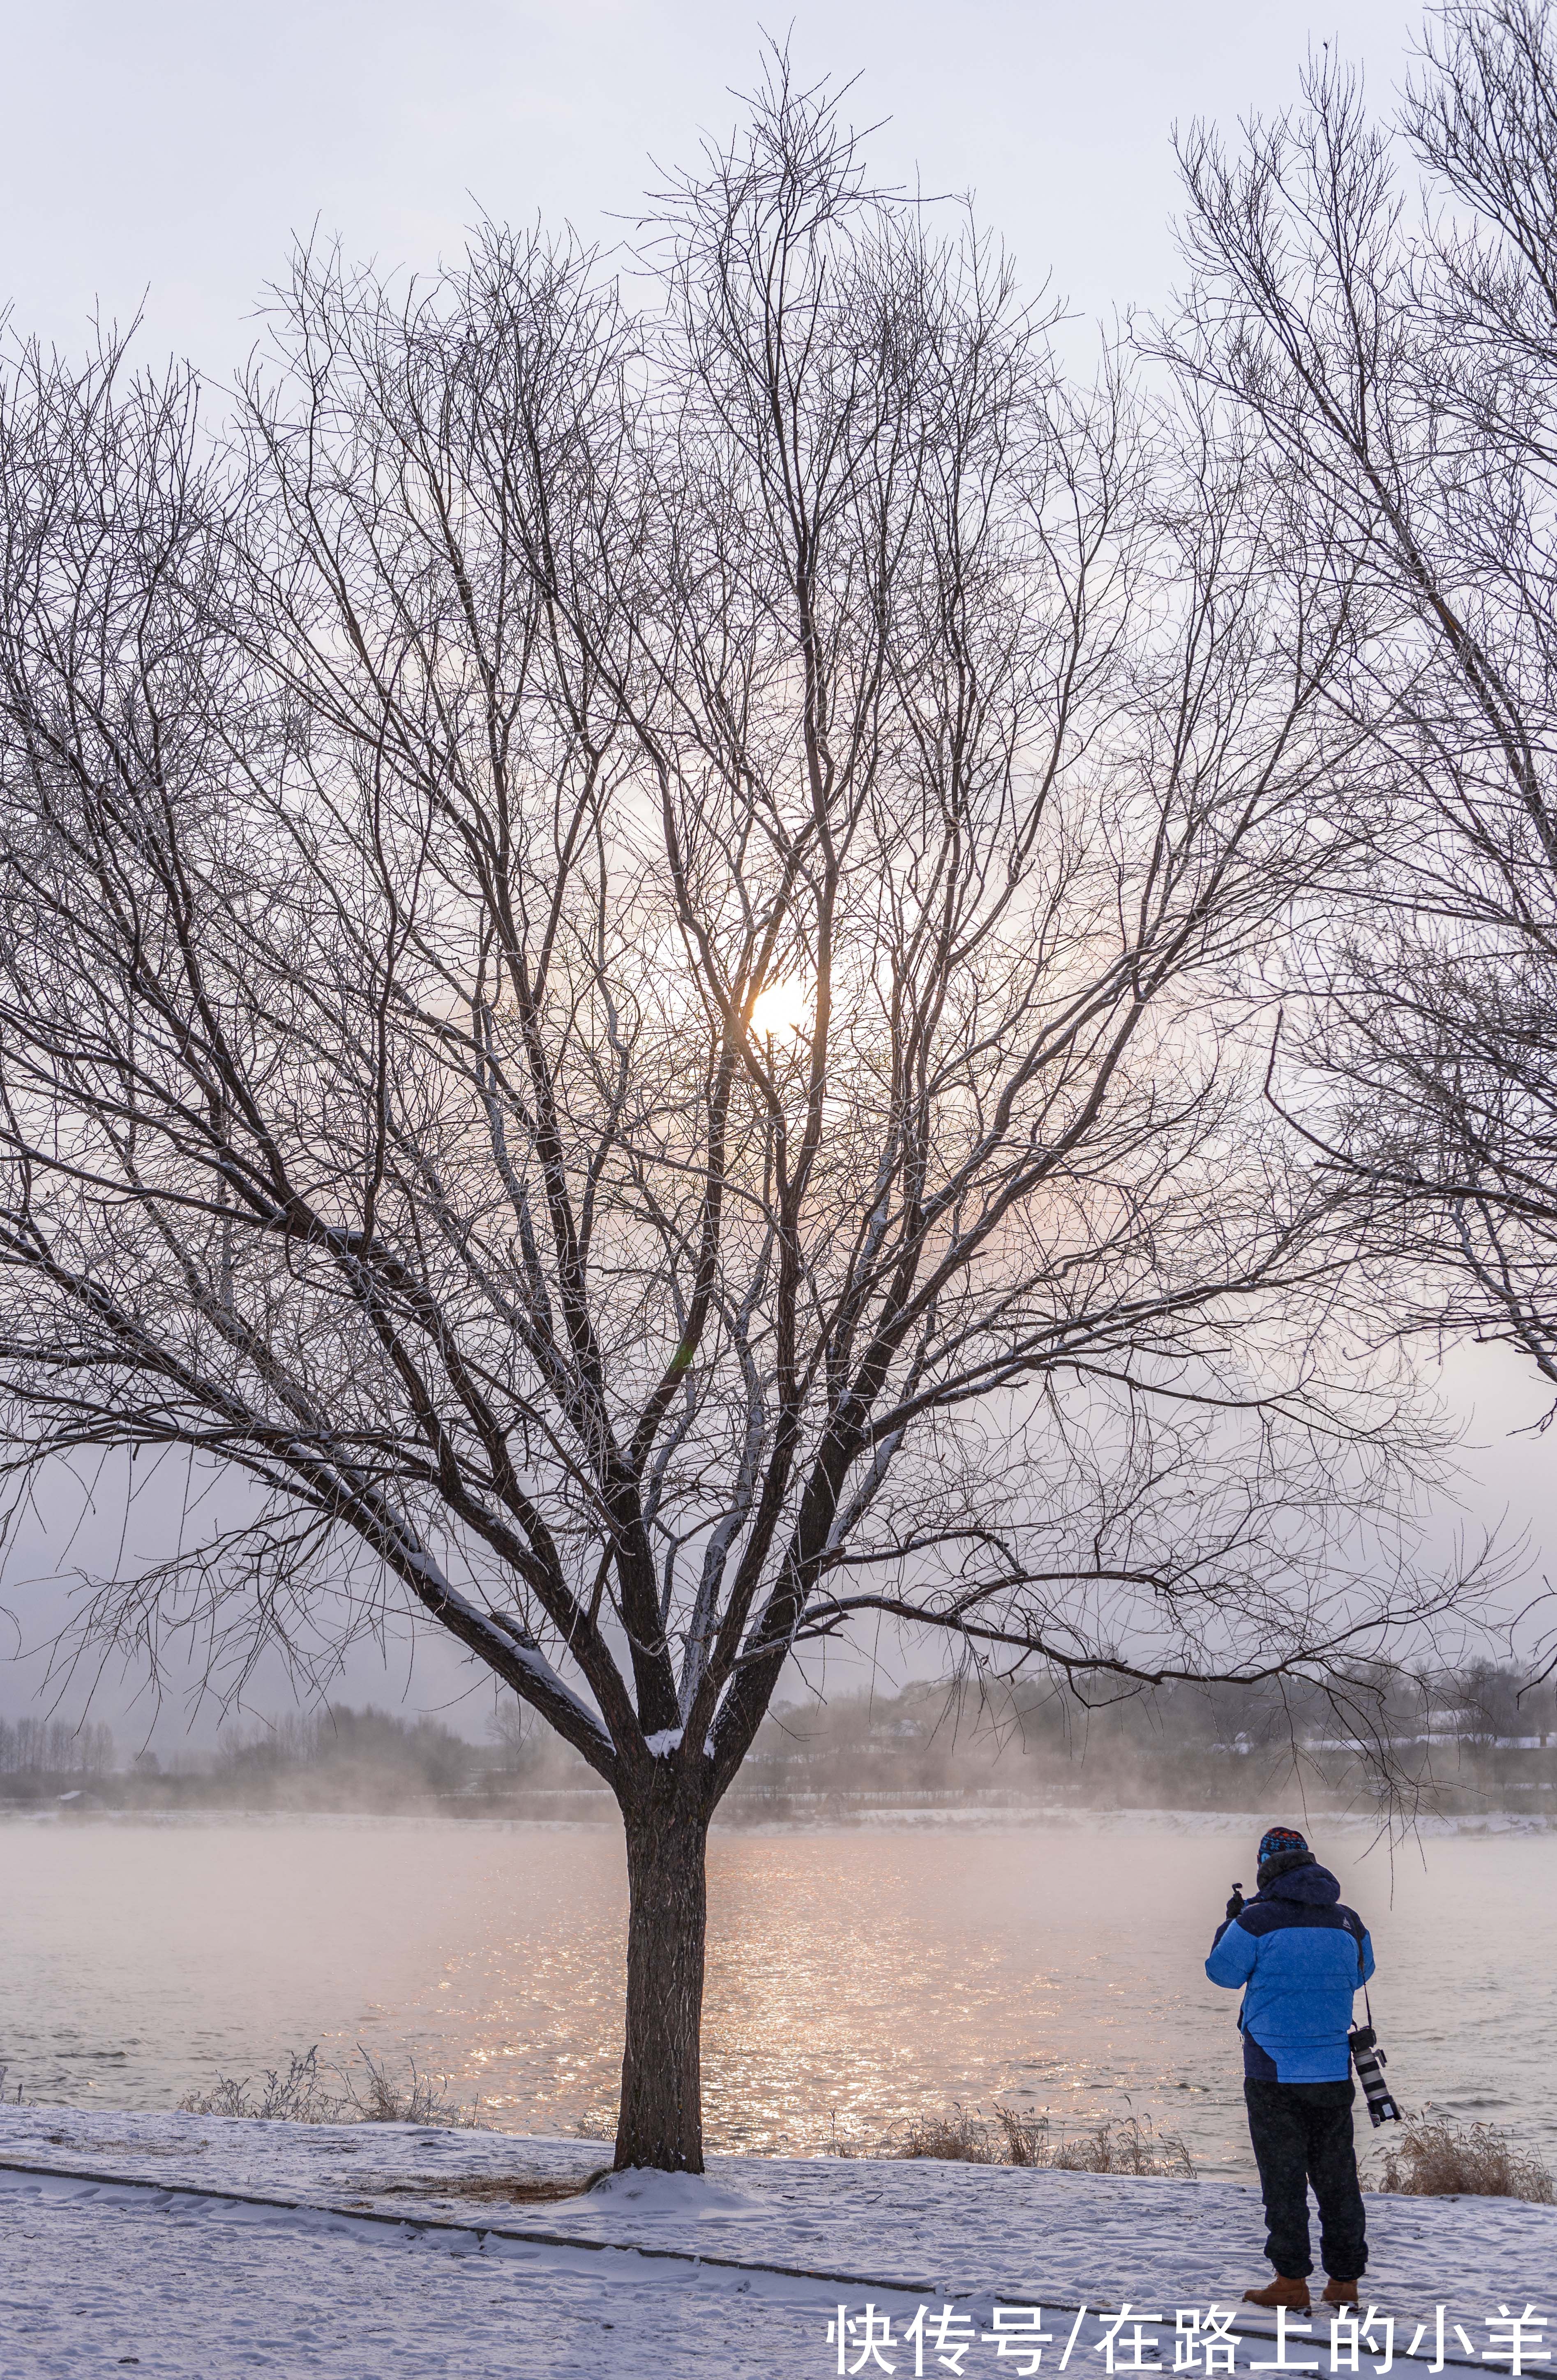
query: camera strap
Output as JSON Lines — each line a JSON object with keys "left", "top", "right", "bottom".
{"left": 1342, "top": 1908, "right": 1375, "bottom": 2029}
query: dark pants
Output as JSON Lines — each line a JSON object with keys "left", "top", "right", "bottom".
{"left": 1244, "top": 2078, "right": 1368, "bottom": 2281}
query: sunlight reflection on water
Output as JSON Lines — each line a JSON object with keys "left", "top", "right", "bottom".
{"left": 1, "top": 1817, "right": 1551, "bottom": 2177}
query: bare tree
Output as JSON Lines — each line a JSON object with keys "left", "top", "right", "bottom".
{"left": 0, "top": 67, "right": 1472, "bottom": 2171}
{"left": 1172, "top": 1, "right": 1557, "bottom": 1439}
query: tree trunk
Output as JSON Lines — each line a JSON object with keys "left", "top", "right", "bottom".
{"left": 614, "top": 1789, "right": 709, "bottom": 2172}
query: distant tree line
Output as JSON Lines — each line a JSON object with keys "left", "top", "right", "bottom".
{"left": 2, "top": 1664, "right": 1548, "bottom": 1816}
{"left": 0, "top": 1717, "right": 115, "bottom": 1777}
{"left": 729, "top": 1661, "right": 1557, "bottom": 1819}
{"left": 212, "top": 1702, "right": 476, "bottom": 1794}
{"left": 0, "top": 1703, "right": 477, "bottom": 1806}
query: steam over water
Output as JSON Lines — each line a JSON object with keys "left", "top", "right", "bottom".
{"left": 2, "top": 1818, "right": 1552, "bottom": 2177}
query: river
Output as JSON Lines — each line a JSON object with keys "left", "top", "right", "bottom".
{"left": 2, "top": 1814, "right": 1551, "bottom": 2177}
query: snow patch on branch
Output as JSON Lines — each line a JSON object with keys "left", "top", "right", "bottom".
{"left": 499, "top": 1634, "right": 616, "bottom": 1752}
{"left": 373, "top": 1517, "right": 613, "bottom": 1761}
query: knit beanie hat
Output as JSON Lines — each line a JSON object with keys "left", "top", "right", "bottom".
{"left": 1257, "top": 1825, "right": 1308, "bottom": 1868}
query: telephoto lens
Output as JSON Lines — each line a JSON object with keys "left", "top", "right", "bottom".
{"left": 1349, "top": 2024, "right": 1401, "bottom": 2126}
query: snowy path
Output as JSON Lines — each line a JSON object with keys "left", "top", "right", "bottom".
{"left": 0, "top": 2109, "right": 1552, "bottom": 2378}
{"left": 0, "top": 2163, "right": 833, "bottom": 2377}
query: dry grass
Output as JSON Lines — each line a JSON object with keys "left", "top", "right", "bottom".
{"left": 1372, "top": 2119, "right": 1554, "bottom": 2204}
{"left": 178, "top": 2045, "right": 480, "bottom": 2128}
{"left": 993, "top": 2103, "right": 1054, "bottom": 2167}
{"left": 372, "top": 2170, "right": 609, "bottom": 2205}
{"left": 1052, "top": 2116, "right": 1196, "bottom": 2177}
{"left": 897, "top": 2103, "right": 1003, "bottom": 2163}
{"left": 893, "top": 2104, "right": 1194, "bottom": 2177}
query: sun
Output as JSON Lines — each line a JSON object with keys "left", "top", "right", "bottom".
{"left": 749, "top": 979, "right": 810, "bottom": 1037}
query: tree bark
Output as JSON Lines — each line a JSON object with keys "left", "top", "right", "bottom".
{"left": 614, "top": 1785, "right": 710, "bottom": 2172}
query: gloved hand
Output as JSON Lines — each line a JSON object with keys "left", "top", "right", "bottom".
{"left": 1225, "top": 1884, "right": 1245, "bottom": 1920}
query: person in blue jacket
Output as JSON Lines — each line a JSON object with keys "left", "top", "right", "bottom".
{"left": 1206, "top": 1825, "right": 1373, "bottom": 2313}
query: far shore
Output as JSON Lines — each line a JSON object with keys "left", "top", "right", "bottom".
{"left": 5, "top": 1798, "right": 1555, "bottom": 1835}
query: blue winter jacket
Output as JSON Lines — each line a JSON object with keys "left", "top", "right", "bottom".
{"left": 1205, "top": 1861, "right": 1374, "bottom": 2083}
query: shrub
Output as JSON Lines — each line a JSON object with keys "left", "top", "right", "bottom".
{"left": 1373, "top": 2119, "right": 1554, "bottom": 2203}
{"left": 178, "top": 2048, "right": 343, "bottom": 2122}
{"left": 340, "top": 2049, "right": 476, "bottom": 2127}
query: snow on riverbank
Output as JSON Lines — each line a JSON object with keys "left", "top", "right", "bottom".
{"left": 0, "top": 2105, "right": 1552, "bottom": 2377}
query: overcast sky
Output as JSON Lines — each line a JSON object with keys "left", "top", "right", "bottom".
{"left": 4, "top": 0, "right": 1551, "bottom": 1746}
{"left": 5, "top": 0, "right": 1424, "bottom": 374}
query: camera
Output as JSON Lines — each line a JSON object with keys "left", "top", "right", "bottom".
{"left": 1348, "top": 2024, "right": 1401, "bottom": 2126}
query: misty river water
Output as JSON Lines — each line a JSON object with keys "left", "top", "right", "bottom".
{"left": 1, "top": 1816, "right": 1552, "bottom": 2179}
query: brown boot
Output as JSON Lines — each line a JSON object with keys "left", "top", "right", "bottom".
{"left": 1243, "top": 2278, "right": 1312, "bottom": 2311}
{"left": 1322, "top": 2280, "right": 1360, "bottom": 2308}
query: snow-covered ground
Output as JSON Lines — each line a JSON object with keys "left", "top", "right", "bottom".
{"left": 1, "top": 2106, "right": 1552, "bottom": 2378}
